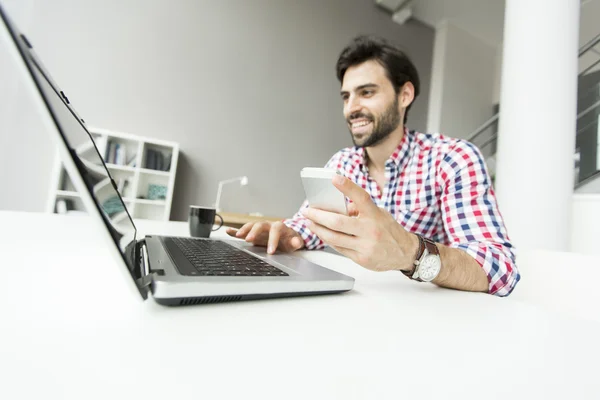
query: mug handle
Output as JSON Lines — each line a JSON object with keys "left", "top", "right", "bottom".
{"left": 213, "top": 213, "right": 224, "bottom": 231}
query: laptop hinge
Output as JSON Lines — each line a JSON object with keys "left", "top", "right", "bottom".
{"left": 135, "top": 239, "right": 154, "bottom": 290}
{"left": 136, "top": 274, "right": 153, "bottom": 290}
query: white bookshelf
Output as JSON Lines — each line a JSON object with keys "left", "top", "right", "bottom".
{"left": 47, "top": 126, "right": 180, "bottom": 221}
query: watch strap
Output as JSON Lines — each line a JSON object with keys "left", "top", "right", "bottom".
{"left": 423, "top": 237, "right": 439, "bottom": 256}
{"left": 401, "top": 234, "right": 425, "bottom": 281}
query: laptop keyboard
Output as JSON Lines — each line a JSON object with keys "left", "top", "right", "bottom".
{"left": 164, "top": 237, "right": 289, "bottom": 277}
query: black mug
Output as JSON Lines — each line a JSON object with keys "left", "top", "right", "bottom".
{"left": 189, "top": 206, "right": 224, "bottom": 238}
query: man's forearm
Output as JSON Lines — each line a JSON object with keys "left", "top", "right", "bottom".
{"left": 433, "top": 244, "right": 489, "bottom": 293}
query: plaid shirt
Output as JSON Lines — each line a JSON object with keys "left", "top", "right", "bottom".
{"left": 284, "top": 128, "right": 520, "bottom": 297}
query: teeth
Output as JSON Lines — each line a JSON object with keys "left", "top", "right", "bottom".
{"left": 352, "top": 121, "right": 370, "bottom": 128}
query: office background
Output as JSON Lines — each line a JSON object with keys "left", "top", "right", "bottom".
{"left": 2, "top": 0, "right": 599, "bottom": 256}
{"left": 0, "top": 0, "right": 434, "bottom": 220}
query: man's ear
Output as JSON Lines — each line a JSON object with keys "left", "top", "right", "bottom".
{"left": 398, "top": 82, "right": 415, "bottom": 109}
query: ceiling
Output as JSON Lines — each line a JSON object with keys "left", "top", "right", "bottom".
{"left": 377, "top": 0, "right": 600, "bottom": 49}
{"left": 411, "top": 0, "right": 505, "bottom": 46}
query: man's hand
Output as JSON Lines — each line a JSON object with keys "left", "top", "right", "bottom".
{"left": 226, "top": 221, "right": 305, "bottom": 255}
{"left": 301, "top": 174, "right": 419, "bottom": 272}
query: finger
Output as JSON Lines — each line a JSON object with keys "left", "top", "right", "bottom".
{"left": 225, "top": 228, "right": 239, "bottom": 237}
{"left": 332, "top": 175, "right": 376, "bottom": 216}
{"left": 306, "top": 220, "right": 358, "bottom": 250}
{"left": 246, "top": 222, "right": 270, "bottom": 244}
{"left": 267, "top": 222, "right": 284, "bottom": 254}
{"left": 302, "top": 207, "right": 361, "bottom": 237}
{"left": 235, "top": 222, "right": 255, "bottom": 238}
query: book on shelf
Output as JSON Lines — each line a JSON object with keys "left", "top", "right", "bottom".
{"left": 115, "top": 143, "right": 126, "bottom": 165}
{"left": 106, "top": 141, "right": 116, "bottom": 163}
{"left": 145, "top": 149, "right": 155, "bottom": 169}
{"left": 104, "top": 140, "right": 131, "bottom": 166}
{"left": 145, "top": 149, "right": 170, "bottom": 171}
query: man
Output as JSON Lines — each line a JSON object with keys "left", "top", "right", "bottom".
{"left": 226, "top": 35, "right": 520, "bottom": 296}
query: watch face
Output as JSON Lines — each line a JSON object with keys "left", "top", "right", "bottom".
{"left": 419, "top": 255, "right": 441, "bottom": 282}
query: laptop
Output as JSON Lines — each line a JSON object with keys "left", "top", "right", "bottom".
{"left": 0, "top": 5, "right": 354, "bottom": 306}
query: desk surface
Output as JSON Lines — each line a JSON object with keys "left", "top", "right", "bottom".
{"left": 1, "top": 211, "right": 599, "bottom": 400}
{"left": 217, "top": 211, "right": 283, "bottom": 229}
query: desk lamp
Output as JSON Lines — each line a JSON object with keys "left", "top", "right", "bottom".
{"left": 214, "top": 176, "right": 248, "bottom": 212}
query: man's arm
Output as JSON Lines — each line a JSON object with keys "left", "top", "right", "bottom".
{"left": 436, "top": 140, "right": 520, "bottom": 296}
{"left": 302, "top": 194, "right": 489, "bottom": 293}
{"left": 431, "top": 244, "right": 489, "bottom": 293}
{"left": 301, "top": 167, "right": 519, "bottom": 296}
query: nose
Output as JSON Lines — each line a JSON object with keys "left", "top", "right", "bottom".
{"left": 345, "top": 95, "right": 362, "bottom": 118}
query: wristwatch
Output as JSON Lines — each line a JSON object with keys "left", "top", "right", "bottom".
{"left": 401, "top": 235, "right": 441, "bottom": 282}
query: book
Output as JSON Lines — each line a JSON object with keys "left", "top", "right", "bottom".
{"left": 107, "top": 141, "right": 117, "bottom": 164}
{"left": 115, "top": 143, "right": 126, "bottom": 165}
{"left": 145, "top": 149, "right": 156, "bottom": 169}
{"left": 156, "top": 151, "right": 164, "bottom": 171}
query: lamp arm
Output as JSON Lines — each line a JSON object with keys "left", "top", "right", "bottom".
{"left": 215, "top": 181, "right": 224, "bottom": 212}
{"left": 219, "top": 176, "right": 246, "bottom": 185}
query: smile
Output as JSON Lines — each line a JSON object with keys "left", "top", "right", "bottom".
{"left": 351, "top": 120, "right": 372, "bottom": 128}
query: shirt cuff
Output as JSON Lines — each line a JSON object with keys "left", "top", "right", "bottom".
{"left": 451, "top": 241, "right": 520, "bottom": 297}
{"left": 283, "top": 216, "right": 325, "bottom": 250}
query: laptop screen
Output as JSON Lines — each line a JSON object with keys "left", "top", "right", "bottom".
{"left": 1, "top": 7, "right": 145, "bottom": 295}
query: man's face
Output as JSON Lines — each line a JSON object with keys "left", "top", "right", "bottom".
{"left": 340, "top": 60, "right": 402, "bottom": 148}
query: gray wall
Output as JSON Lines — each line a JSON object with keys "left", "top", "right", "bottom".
{"left": 0, "top": 0, "right": 434, "bottom": 220}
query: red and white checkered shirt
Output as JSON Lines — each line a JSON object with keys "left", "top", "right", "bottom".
{"left": 284, "top": 128, "right": 520, "bottom": 297}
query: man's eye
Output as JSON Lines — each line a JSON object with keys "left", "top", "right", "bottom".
{"left": 363, "top": 90, "right": 374, "bottom": 96}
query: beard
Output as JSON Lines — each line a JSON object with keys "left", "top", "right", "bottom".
{"left": 348, "top": 97, "right": 401, "bottom": 148}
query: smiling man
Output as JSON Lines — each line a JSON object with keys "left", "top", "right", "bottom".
{"left": 227, "top": 35, "right": 520, "bottom": 296}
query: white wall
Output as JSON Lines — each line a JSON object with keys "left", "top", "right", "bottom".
{"left": 0, "top": 0, "right": 434, "bottom": 220}
{"left": 570, "top": 194, "right": 600, "bottom": 256}
{"left": 427, "top": 21, "right": 497, "bottom": 139}
{"left": 0, "top": 0, "right": 55, "bottom": 213}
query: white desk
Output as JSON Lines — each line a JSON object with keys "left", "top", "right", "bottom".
{"left": 1, "top": 211, "right": 599, "bottom": 400}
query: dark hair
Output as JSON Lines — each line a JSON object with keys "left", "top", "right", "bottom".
{"left": 336, "top": 35, "right": 420, "bottom": 124}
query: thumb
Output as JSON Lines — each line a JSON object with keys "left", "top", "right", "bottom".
{"left": 290, "top": 235, "right": 304, "bottom": 250}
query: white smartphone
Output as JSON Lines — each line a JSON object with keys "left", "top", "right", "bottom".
{"left": 300, "top": 167, "right": 348, "bottom": 215}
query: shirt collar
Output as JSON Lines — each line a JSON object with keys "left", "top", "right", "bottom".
{"left": 356, "top": 127, "right": 412, "bottom": 171}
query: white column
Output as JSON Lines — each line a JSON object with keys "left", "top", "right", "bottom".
{"left": 495, "top": 0, "right": 580, "bottom": 252}
{"left": 426, "top": 20, "right": 448, "bottom": 134}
